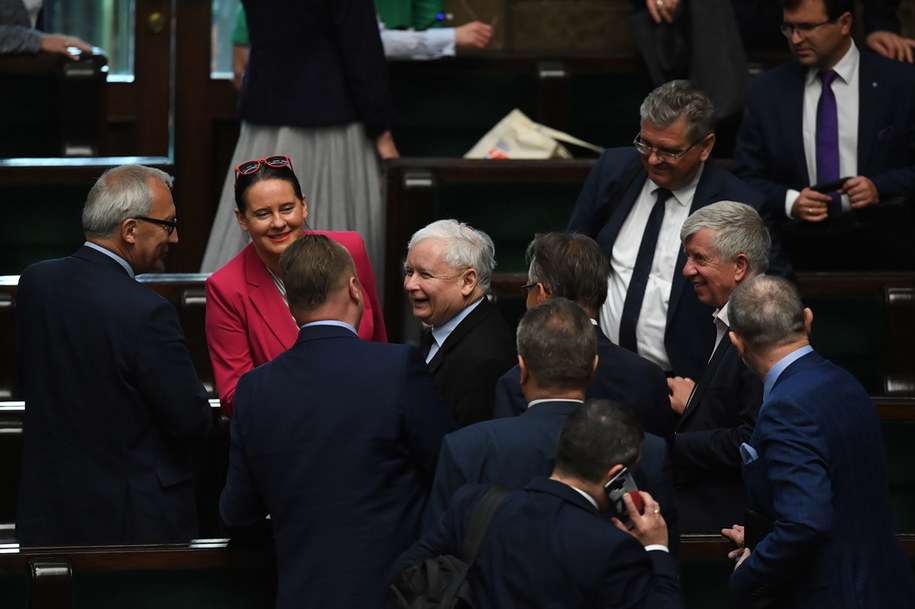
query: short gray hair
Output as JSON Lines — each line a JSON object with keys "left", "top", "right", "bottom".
{"left": 729, "top": 276, "right": 806, "bottom": 350}
{"left": 82, "top": 165, "right": 173, "bottom": 238}
{"left": 640, "top": 80, "right": 715, "bottom": 142}
{"left": 680, "top": 201, "right": 771, "bottom": 273}
{"left": 406, "top": 219, "right": 496, "bottom": 290}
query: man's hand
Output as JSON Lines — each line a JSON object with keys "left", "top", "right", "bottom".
{"left": 613, "top": 491, "right": 668, "bottom": 547}
{"left": 840, "top": 176, "right": 880, "bottom": 209}
{"left": 866, "top": 30, "right": 915, "bottom": 64}
{"left": 232, "top": 45, "right": 250, "bottom": 91}
{"left": 667, "top": 376, "right": 694, "bottom": 415}
{"left": 722, "top": 524, "right": 751, "bottom": 569}
{"left": 40, "top": 33, "right": 92, "bottom": 61}
{"left": 791, "top": 188, "right": 831, "bottom": 222}
{"left": 454, "top": 21, "right": 494, "bottom": 49}
{"left": 375, "top": 130, "right": 400, "bottom": 160}
{"left": 646, "top": 0, "right": 680, "bottom": 24}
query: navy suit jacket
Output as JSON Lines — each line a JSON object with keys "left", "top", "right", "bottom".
{"left": 493, "top": 325, "right": 674, "bottom": 442}
{"left": 427, "top": 297, "right": 517, "bottom": 427}
{"left": 734, "top": 49, "right": 915, "bottom": 221}
{"left": 425, "top": 400, "right": 680, "bottom": 557}
{"left": 15, "top": 245, "right": 212, "bottom": 545}
{"left": 732, "top": 351, "right": 915, "bottom": 608}
{"left": 567, "top": 148, "right": 785, "bottom": 379}
{"left": 219, "top": 324, "right": 456, "bottom": 609}
{"left": 674, "top": 334, "right": 761, "bottom": 533}
{"left": 398, "top": 478, "right": 683, "bottom": 609}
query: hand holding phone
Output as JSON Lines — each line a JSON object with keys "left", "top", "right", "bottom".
{"left": 810, "top": 177, "right": 851, "bottom": 193}
{"left": 604, "top": 467, "right": 642, "bottom": 529}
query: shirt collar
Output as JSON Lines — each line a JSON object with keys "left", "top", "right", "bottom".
{"left": 430, "top": 297, "right": 484, "bottom": 347}
{"left": 300, "top": 319, "right": 358, "bottom": 335}
{"left": 763, "top": 344, "right": 814, "bottom": 400}
{"left": 567, "top": 484, "right": 599, "bottom": 510}
{"left": 527, "top": 398, "right": 583, "bottom": 410}
{"left": 805, "top": 40, "right": 859, "bottom": 87}
{"left": 648, "top": 162, "right": 703, "bottom": 208}
{"left": 84, "top": 241, "right": 134, "bottom": 278}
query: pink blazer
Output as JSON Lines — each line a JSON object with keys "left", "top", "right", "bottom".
{"left": 205, "top": 232, "right": 387, "bottom": 416}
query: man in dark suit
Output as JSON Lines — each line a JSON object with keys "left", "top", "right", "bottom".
{"left": 404, "top": 219, "right": 516, "bottom": 426}
{"left": 722, "top": 275, "right": 915, "bottom": 608}
{"left": 492, "top": 232, "right": 673, "bottom": 443}
{"left": 396, "top": 399, "right": 683, "bottom": 609}
{"left": 666, "top": 201, "right": 767, "bottom": 532}
{"left": 15, "top": 165, "right": 213, "bottom": 545}
{"left": 567, "top": 79, "right": 784, "bottom": 379}
{"left": 734, "top": 0, "right": 915, "bottom": 269}
{"left": 219, "top": 234, "right": 455, "bottom": 609}
{"left": 426, "top": 298, "right": 679, "bottom": 557}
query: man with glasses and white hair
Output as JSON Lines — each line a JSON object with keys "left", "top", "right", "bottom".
{"left": 568, "top": 80, "right": 782, "bottom": 380}
{"left": 734, "top": 0, "right": 915, "bottom": 269}
{"left": 403, "top": 218, "right": 516, "bottom": 427}
{"left": 15, "top": 164, "right": 213, "bottom": 545}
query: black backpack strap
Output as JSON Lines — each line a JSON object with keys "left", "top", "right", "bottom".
{"left": 461, "top": 486, "right": 510, "bottom": 564}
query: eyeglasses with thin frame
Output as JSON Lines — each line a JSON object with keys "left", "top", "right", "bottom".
{"left": 521, "top": 282, "right": 536, "bottom": 293}
{"left": 779, "top": 18, "right": 834, "bottom": 38}
{"left": 133, "top": 216, "right": 178, "bottom": 236}
{"left": 234, "top": 155, "right": 294, "bottom": 183}
{"left": 632, "top": 133, "right": 705, "bottom": 161}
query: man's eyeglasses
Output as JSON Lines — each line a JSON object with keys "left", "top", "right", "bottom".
{"left": 779, "top": 19, "right": 833, "bottom": 38}
{"left": 234, "top": 155, "right": 293, "bottom": 183}
{"left": 133, "top": 216, "right": 178, "bottom": 236}
{"left": 633, "top": 134, "right": 705, "bottom": 161}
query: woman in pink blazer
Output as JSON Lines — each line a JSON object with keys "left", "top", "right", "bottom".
{"left": 206, "top": 155, "right": 386, "bottom": 416}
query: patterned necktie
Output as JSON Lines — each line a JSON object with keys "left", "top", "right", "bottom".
{"left": 619, "top": 188, "right": 671, "bottom": 352}
{"left": 816, "top": 69, "right": 842, "bottom": 216}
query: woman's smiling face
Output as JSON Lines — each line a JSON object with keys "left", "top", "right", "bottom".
{"left": 235, "top": 178, "right": 307, "bottom": 265}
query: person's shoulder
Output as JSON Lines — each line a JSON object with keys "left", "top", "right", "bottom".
{"left": 206, "top": 243, "right": 252, "bottom": 288}
{"left": 312, "top": 230, "right": 366, "bottom": 249}
{"left": 704, "top": 160, "right": 766, "bottom": 204}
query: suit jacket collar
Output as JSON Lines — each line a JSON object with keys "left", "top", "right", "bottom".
{"left": 294, "top": 322, "right": 361, "bottom": 345}
{"left": 770, "top": 349, "right": 823, "bottom": 393}
{"left": 678, "top": 332, "right": 733, "bottom": 426}
{"left": 524, "top": 476, "right": 599, "bottom": 514}
{"left": 522, "top": 400, "right": 581, "bottom": 419}
{"left": 426, "top": 297, "right": 496, "bottom": 374}
{"left": 241, "top": 243, "right": 298, "bottom": 350}
{"left": 73, "top": 244, "right": 132, "bottom": 277}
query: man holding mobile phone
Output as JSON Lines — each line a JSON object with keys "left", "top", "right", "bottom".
{"left": 394, "top": 399, "right": 684, "bottom": 609}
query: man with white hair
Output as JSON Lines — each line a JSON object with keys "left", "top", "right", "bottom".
{"left": 403, "top": 219, "right": 516, "bottom": 426}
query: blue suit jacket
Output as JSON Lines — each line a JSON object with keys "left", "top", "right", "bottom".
{"left": 674, "top": 335, "right": 761, "bottom": 533}
{"left": 732, "top": 351, "right": 915, "bottom": 608}
{"left": 493, "top": 325, "right": 674, "bottom": 442}
{"left": 424, "top": 400, "right": 680, "bottom": 557}
{"left": 734, "top": 50, "right": 915, "bottom": 221}
{"left": 397, "top": 478, "right": 683, "bottom": 609}
{"left": 567, "top": 148, "right": 785, "bottom": 379}
{"left": 219, "top": 324, "right": 456, "bottom": 609}
{"left": 16, "top": 245, "right": 212, "bottom": 544}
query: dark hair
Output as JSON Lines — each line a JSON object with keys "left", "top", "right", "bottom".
{"left": 527, "top": 233, "right": 609, "bottom": 315}
{"left": 780, "top": 0, "right": 853, "bottom": 21}
{"left": 280, "top": 234, "right": 355, "bottom": 311}
{"left": 516, "top": 297, "right": 596, "bottom": 392}
{"left": 554, "top": 399, "right": 643, "bottom": 483}
{"left": 729, "top": 275, "right": 806, "bottom": 350}
{"left": 234, "top": 162, "right": 304, "bottom": 214}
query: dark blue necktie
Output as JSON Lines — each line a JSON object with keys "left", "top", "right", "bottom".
{"left": 619, "top": 188, "right": 671, "bottom": 352}
{"left": 816, "top": 69, "right": 842, "bottom": 216}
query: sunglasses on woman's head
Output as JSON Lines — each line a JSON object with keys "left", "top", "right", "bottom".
{"left": 234, "top": 155, "right": 293, "bottom": 183}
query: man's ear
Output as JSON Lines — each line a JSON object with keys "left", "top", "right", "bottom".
{"left": 531, "top": 282, "right": 550, "bottom": 305}
{"left": 803, "top": 307, "right": 814, "bottom": 337}
{"left": 518, "top": 354, "right": 529, "bottom": 386}
{"left": 460, "top": 268, "right": 479, "bottom": 296}
{"left": 121, "top": 218, "right": 138, "bottom": 244}
{"left": 728, "top": 330, "right": 746, "bottom": 358}
{"left": 733, "top": 253, "right": 750, "bottom": 282}
{"left": 349, "top": 276, "right": 362, "bottom": 307}
{"left": 698, "top": 133, "right": 716, "bottom": 161}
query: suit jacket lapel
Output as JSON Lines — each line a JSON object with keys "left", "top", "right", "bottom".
{"left": 856, "top": 52, "right": 880, "bottom": 172}
{"left": 427, "top": 298, "right": 493, "bottom": 374}
{"left": 597, "top": 166, "right": 648, "bottom": 260}
{"left": 243, "top": 245, "right": 297, "bottom": 350}
{"left": 678, "top": 335, "right": 732, "bottom": 426}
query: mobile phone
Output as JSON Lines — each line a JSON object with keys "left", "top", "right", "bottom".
{"left": 810, "top": 177, "right": 851, "bottom": 193}
{"left": 603, "top": 467, "right": 642, "bottom": 529}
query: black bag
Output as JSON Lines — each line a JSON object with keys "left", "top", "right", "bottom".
{"left": 386, "top": 487, "right": 509, "bottom": 609}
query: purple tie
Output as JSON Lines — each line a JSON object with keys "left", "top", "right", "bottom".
{"left": 619, "top": 188, "right": 671, "bottom": 352}
{"left": 816, "top": 69, "right": 842, "bottom": 216}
